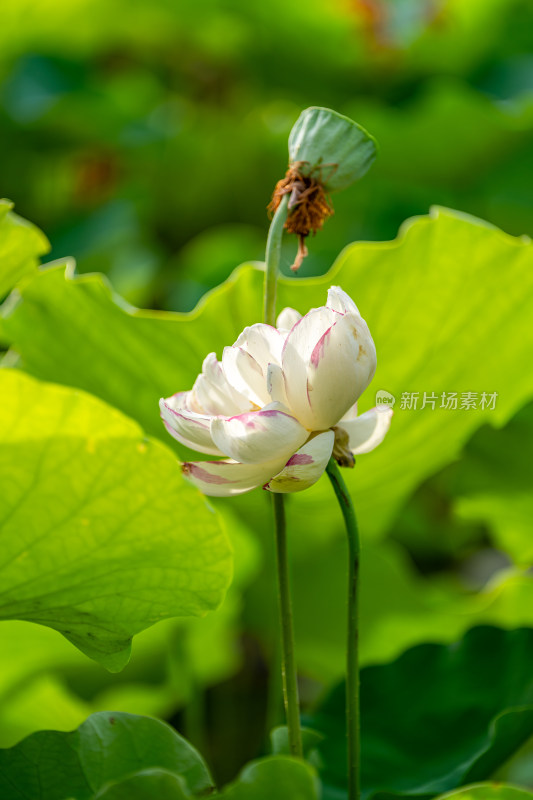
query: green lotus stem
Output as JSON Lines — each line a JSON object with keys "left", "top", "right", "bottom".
{"left": 263, "top": 191, "right": 302, "bottom": 758}
{"left": 265, "top": 628, "right": 283, "bottom": 734}
{"left": 326, "top": 457, "right": 361, "bottom": 800}
{"left": 271, "top": 492, "right": 302, "bottom": 757}
{"left": 264, "top": 194, "right": 289, "bottom": 327}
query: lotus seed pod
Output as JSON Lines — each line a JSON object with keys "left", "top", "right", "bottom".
{"left": 288, "top": 106, "right": 377, "bottom": 192}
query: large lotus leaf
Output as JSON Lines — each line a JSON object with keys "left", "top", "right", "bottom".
{"left": 0, "top": 711, "right": 213, "bottom": 800}
{"left": 0, "top": 504, "right": 259, "bottom": 746}
{"left": 3, "top": 208, "right": 533, "bottom": 541}
{"left": 0, "top": 198, "right": 49, "bottom": 300}
{"left": 310, "top": 627, "right": 533, "bottom": 800}
{"left": 0, "top": 369, "right": 232, "bottom": 670}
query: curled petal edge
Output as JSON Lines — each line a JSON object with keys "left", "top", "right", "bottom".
{"left": 265, "top": 431, "right": 335, "bottom": 494}
{"left": 159, "top": 397, "right": 222, "bottom": 456}
{"left": 339, "top": 406, "right": 393, "bottom": 454}
{"left": 182, "top": 455, "right": 288, "bottom": 497}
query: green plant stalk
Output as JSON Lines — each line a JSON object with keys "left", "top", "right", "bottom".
{"left": 263, "top": 193, "right": 302, "bottom": 758}
{"left": 326, "top": 457, "right": 361, "bottom": 800}
{"left": 263, "top": 195, "right": 289, "bottom": 327}
{"left": 271, "top": 493, "right": 302, "bottom": 757}
{"left": 265, "top": 627, "right": 283, "bottom": 734}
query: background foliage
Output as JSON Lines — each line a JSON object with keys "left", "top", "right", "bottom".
{"left": 1, "top": 0, "right": 533, "bottom": 795}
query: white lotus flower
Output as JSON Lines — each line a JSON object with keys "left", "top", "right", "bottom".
{"left": 160, "top": 287, "right": 392, "bottom": 496}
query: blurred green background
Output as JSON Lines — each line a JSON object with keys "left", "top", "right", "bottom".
{"left": 3, "top": 0, "right": 533, "bottom": 310}
{"left": 1, "top": 0, "right": 533, "bottom": 789}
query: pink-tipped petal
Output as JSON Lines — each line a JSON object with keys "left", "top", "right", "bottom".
{"left": 265, "top": 431, "right": 334, "bottom": 494}
{"left": 182, "top": 455, "right": 288, "bottom": 497}
{"left": 281, "top": 306, "right": 342, "bottom": 428}
{"left": 339, "top": 407, "right": 393, "bottom": 454}
{"left": 222, "top": 346, "right": 271, "bottom": 407}
{"left": 159, "top": 397, "right": 222, "bottom": 455}
{"left": 304, "top": 312, "right": 377, "bottom": 430}
{"left": 327, "top": 286, "right": 361, "bottom": 316}
{"left": 210, "top": 402, "right": 308, "bottom": 464}
{"left": 233, "top": 323, "right": 285, "bottom": 370}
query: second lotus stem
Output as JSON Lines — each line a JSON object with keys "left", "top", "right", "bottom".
{"left": 326, "top": 457, "right": 361, "bottom": 800}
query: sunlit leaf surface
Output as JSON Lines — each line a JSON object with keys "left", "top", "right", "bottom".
{"left": 0, "top": 370, "right": 232, "bottom": 670}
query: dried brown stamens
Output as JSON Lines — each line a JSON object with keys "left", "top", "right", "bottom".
{"left": 268, "top": 162, "right": 334, "bottom": 272}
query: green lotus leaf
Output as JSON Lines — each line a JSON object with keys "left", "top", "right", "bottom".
{"left": 0, "top": 370, "right": 232, "bottom": 670}
{"left": 0, "top": 712, "right": 213, "bottom": 800}
{"left": 220, "top": 755, "right": 320, "bottom": 799}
